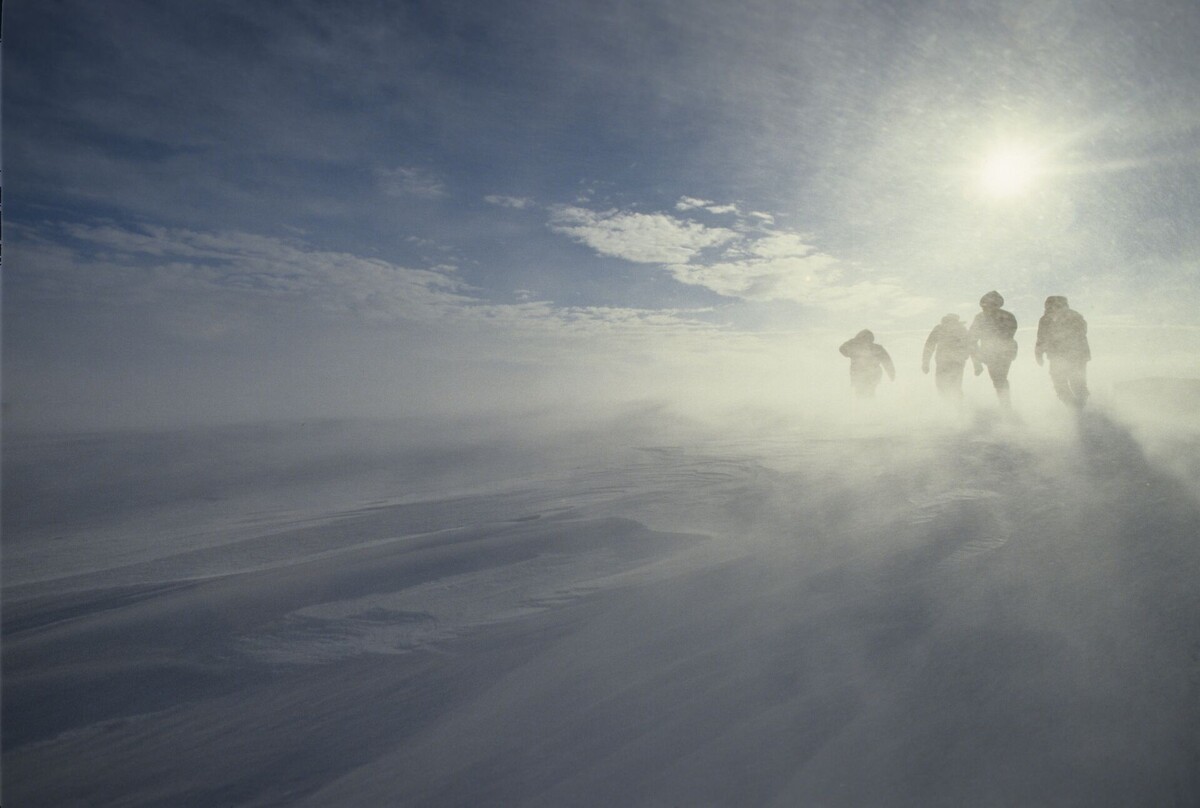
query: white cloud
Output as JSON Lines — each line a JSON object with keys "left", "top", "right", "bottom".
{"left": 549, "top": 206, "right": 737, "bottom": 264}
{"left": 675, "top": 196, "right": 739, "bottom": 216}
{"left": 675, "top": 196, "right": 714, "bottom": 211}
{"left": 668, "top": 241, "right": 935, "bottom": 318}
{"left": 21, "top": 216, "right": 936, "bottom": 362}
{"left": 808, "top": 281, "right": 931, "bottom": 315}
{"left": 10, "top": 222, "right": 930, "bottom": 430}
{"left": 376, "top": 166, "right": 448, "bottom": 199}
{"left": 485, "top": 195, "right": 535, "bottom": 209}
{"left": 35, "top": 224, "right": 473, "bottom": 330}
{"left": 545, "top": 203, "right": 932, "bottom": 318}
{"left": 14, "top": 223, "right": 736, "bottom": 346}
{"left": 745, "top": 232, "right": 823, "bottom": 260}
{"left": 666, "top": 253, "right": 841, "bottom": 303}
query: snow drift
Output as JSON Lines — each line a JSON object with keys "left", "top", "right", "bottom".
{"left": 3, "top": 403, "right": 1199, "bottom": 806}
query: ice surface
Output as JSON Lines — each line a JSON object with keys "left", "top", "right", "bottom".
{"left": 3, "top": 406, "right": 1200, "bottom": 806}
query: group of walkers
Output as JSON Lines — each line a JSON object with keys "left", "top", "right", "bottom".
{"left": 839, "top": 291, "right": 1091, "bottom": 410}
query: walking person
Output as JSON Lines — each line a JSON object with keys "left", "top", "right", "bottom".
{"left": 922, "top": 313, "right": 971, "bottom": 401}
{"left": 1035, "top": 296, "right": 1091, "bottom": 409}
{"left": 839, "top": 329, "right": 896, "bottom": 399}
{"left": 968, "top": 291, "right": 1018, "bottom": 408}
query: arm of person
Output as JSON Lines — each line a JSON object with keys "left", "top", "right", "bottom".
{"left": 921, "top": 328, "right": 937, "bottom": 373}
{"left": 968, "top": 326, "right": 984, "bottom": 374}
{"left": 879, "top": 347, "right": 896, "bottom": 381}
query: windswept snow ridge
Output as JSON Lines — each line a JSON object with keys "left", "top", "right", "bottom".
{"left": 3, "top": 411, "right": 1200, "bottom": 806}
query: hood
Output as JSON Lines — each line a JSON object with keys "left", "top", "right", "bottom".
{"left": 855, "top": 329, "right": 874, "bottom": 343}
{"left": 980, "top": 290, "right": 1004, "bottom": 308}
{"left": 940, "top": 313, "right": 962, "bottom": 325}
{"left": 1044, "top": 295, "right": 1069, "bottom": 312}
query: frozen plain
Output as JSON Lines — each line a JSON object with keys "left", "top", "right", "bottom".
{"left": 4, "top": 400, "right": 1200, "bottom": 806}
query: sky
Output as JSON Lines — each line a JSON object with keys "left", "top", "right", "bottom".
{"left": 5, "top": 0, "right": 1200, "bottom": 429}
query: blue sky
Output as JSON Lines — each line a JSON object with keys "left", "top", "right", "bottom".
{"left": 6, "top": 0, "right": 1200, "bottom": 428}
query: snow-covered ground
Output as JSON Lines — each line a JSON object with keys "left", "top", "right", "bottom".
{"left": 4, "top": 402, "right": 1200, "bottom": 806}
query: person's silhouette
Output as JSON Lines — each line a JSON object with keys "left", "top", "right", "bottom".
{"left": 839, "top": 329, "right": 895, "bottom": 398}
{"left": 1035, "top": 295, "right": 1091, "bottom": 409}
{"left": 922, "top": 313, "right": 971, "bottom": 401}
{"left": 968, "top": 291, "right": 1018, "bottom": 408}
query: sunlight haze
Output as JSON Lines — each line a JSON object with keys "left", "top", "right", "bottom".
{"left": 5, "top": 0, "right": 1200, "bottom": 429}
{"left": 4, "top": 5, "right": 1200, "bottom": 804}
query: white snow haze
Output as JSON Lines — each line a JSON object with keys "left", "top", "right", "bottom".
{"left": 5, "top": 1, "right": 1200, "bottom": 805}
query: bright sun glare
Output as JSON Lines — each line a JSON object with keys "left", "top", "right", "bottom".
{"left": 979, "top": 145, "right": 1040, "bottom": 198}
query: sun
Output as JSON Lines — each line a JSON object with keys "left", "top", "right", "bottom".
{"left": 979, "top": 145, "right": 1040, "bottom": 198}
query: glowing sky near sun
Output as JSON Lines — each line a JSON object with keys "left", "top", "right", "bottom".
{"left": 5, "top": 0, "right": 1200, "bottom": 428}
{"left": 980, "top": 144, "right": 1042, "bottom": 198}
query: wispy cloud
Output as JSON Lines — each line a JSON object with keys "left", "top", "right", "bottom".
{"left": 376, "top": 166, "right": 448, "bottom": 199}
{"left": 21, "top": 224, "right": 472, "bottom": 331}
{"left": 40, "top": 203, "right": 922, "bottom": 336}
{"left": 12, "top": 223, "right": 735, "bottom": 343}
{"left": 549, "top": 206, "right": 737, "bottom": 264}
{"left": 675, "top": 196, "right": 713, "bottom": 211}
{"left": 675, "top": 196, "right": 739, "bottom": 216}
{"left": 485, "top": 195, "right": 535, "bottom": 209}
{"left": 546, "top": 204, "right": 934, "bottom": 318}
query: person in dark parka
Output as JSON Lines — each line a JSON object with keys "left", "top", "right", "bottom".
{"left": 839, "top": 329, "right": 895, "bottom": 398}
{"left": 1035, "top": 295, "right": 1091, "bottom": 409}
{"left": 968, "top": 290, "right": 1019, "bottom": 408}
{"left": 922, "top": 313, "right": 971, "bottom": 400}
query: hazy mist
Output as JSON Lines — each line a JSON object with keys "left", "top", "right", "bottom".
{"left": 5, "top": 1, "right": 1200, "bottom": 805}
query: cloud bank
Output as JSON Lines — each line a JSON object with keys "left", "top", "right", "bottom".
{"left": 549, "top": 206, "right": 738, "bottom": 264}
{"left": 9, "top": 214, "right": 885, "bottom": 432}
{"left": 547, "top": 201, "right": 935, "bottom": 316}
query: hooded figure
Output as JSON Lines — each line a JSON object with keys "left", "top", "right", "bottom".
{"left": 1035, "top": 295, "right": 1090, "bottom": 409}
{"left": 922, "top": 313, "right": 971, "bottom": 400}
{"left": 839, "top": 329, "right": 896, "bottom": 398}
{"left": 968, "top": 290, "right": 1019, "bottom": 407}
